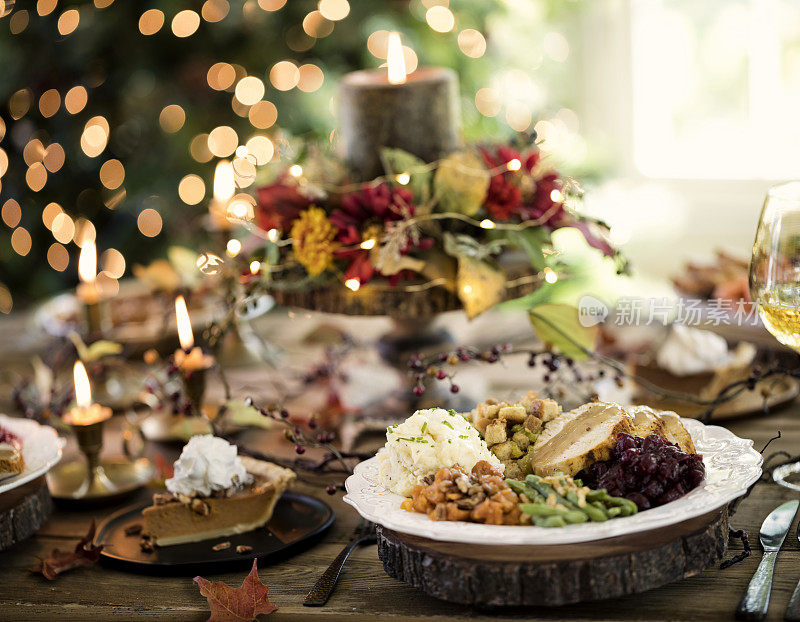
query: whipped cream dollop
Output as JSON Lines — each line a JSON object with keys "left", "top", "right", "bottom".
{"left": 656, "top": 325, "right": 752, "bottom": 376}
{"left": 166, "top": 435, "right": 252, "bottom": 498}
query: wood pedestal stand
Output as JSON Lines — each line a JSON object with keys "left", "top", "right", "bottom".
{"left": 376, "top": 509, "right": 728, "bottom": 607}
{"left": 0, "top": 477, "right": 53, "bottom": 551}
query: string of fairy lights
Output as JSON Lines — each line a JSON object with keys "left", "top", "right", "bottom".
{"left": 0, "top": 0, "right": 580, "bottom": 314}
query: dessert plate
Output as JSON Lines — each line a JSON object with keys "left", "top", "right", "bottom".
{"left": 0, "top": 414, "right": 64, "bottom": 496}
{"left": 344, "top": 418, "right": 762, "bottom": 545}
{"left": 95, "top": 492, "right": 334, "bottom": 574}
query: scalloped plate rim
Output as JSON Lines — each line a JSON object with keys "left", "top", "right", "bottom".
{"left": 343, "top": 418, "right": 762, "bottom": 545}
{"left": 0, "top": 414, "right": 64, "bottom": 495}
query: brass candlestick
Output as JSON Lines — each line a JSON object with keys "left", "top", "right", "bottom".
{"left": 48, "top": 416, "right": 153, "bottom": 503}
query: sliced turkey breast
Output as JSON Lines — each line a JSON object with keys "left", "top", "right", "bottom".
{"left": 530, "top": 402, "right": 634, "bottom": 477}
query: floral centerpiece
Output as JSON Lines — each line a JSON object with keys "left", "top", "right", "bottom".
{"left": 237, "top": 133, "right": 623, "bottom": 320}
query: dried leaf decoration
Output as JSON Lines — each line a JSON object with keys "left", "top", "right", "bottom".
{"left": 31, "top": 520, "right": 103, "bottom": 580}
{"left": 433, "top": 150, "right": 490, "bottom": 217}
{"left": 456, "top": 255, "right": 506, "bottom": 319}
{"left": 194, "top": 559, "right": 278, "bottom": 622}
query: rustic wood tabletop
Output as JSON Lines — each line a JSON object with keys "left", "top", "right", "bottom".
{"left": 0, "top": 310, "right": 798, "bottom": 621}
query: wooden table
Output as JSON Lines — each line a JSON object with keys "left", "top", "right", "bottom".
{"left": 1, "top": 312, "right": 800, "bottom": 621}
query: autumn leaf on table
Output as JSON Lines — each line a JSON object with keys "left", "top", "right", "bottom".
{"left": 31, "top": 519, "right": 103, "bottom": 580}
{"left": 194, "top": 559, "right": 278, "bottom": 622}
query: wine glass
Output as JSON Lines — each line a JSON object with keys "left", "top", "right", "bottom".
{"left": 750, "top": 181, "right": 800, "bottom": 491}
{"left": 750, "top": 181, "right": 800, "bottom": 351}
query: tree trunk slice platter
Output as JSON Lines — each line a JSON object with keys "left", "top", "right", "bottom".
{"left": 0, "top": 477, "right": 54, "bottom": 551}
{"left": 376, "top": 509, "right": 728, "bottom": 606}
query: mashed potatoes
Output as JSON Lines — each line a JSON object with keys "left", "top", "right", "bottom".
{"left": 377, "top": 408, "right": 503, "bottom": 496}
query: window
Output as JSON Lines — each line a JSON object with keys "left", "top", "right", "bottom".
{"left": 630, "top": 0, "right": 800, "bottom": 179}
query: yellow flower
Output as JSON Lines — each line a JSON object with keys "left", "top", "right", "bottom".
{"left": 290, "top": 206, "right": 339, "bottom": 276}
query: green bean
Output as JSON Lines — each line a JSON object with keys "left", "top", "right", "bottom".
{"left": 506, "top": 479, "right": 545, "bottom": 502}
{"left": 519, "top": 503, "right": 564, "bottom": 517}
{"left": 525, "top": 475, "right": 605, "bottom": 522}
{"left": 540, "top": 515, "right": 567, "bottom": 528}
{"left": 562, "top": 510, "right": 589, "bottom": 524}
{"left": 607, "top": 506, "right": 623, "bottom": 518}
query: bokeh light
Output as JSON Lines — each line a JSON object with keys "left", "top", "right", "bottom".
{"left": 159, "top": 104, "right": 186, "bottom": 133}
{"left": 51, "top": 212, "right": 75, "bottom": 243}
{"left": 101, "top": 248, "right": 126, "bottom": 278}
{"left": 257, "top": 0, "right": 286, "bottom": 10}
{"left": 47, "top": 242, "right": 69, "bottom": 272}
{"left": 139, "top": 9, "right": 164, "bottom": 35}
{"left": 318, "top": 0, "right": 349, "bottom": 21}
{"left": 1, "top": 199, "right": 21, "bottom": 228}
{"left": 11, "top": 227, "right": 32, "bottom": 256}
{"left": 269, "top": 61, "right": 300, "bottom": 91}
{"left": 43, "top": 143, "right": 65, "bottom": 172}
{"left": 235, "top": 76, "right": 266, "bottom": 106}
{"left": 178, "top": 174, "right": 206, "bottom": 205}
{"left": 298, "top": 64, "right": 324, "bottom": 92}
{"left": 57, "top": 8, "right": 80, "bottom": 35}
{"left": 190, "top": 134, "right": 213, "bottom": 162}
{"left": 426, "top": 6, "right": 454, "bottom": 33}
{"left": 137, "top": 209, "right": 163, "bottom": 237}
{"left": 458, "top": 29, "right": 486, "bottom": 58}
{"left": 42, "top": 202, "right": 62, "bottom": 229}
{"left": 64, "top": 86, "right": 88, "bottom": 114}
{"left": 202, "top": 0, "right": 229, "bottom": 23}
{"left": 248, "top": 100, "right": 278, "bottom": 129}
{"left": 39, "top": 89, "right": 61, "bottom": 117}
{"left": 208, "top": 126, "right": 238, "bottom": 157}
{"left": 99, "top": 159, "right": 125, "bottom": 189}
{"left": 172, "top": 10, "right": 200, "bottom": 38}
{"left": 245, "top": 135, "right": 274, "bottom": 164}
{"left": 303, "top": 11, "right": 333, "bottom": 38}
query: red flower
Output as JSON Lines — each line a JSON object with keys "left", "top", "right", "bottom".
{"left": 255, "top": 181, "right": 312, "bottom": 232}
{"left": 480, "top": 147, "right": 523, "bottom": 221}
{"left": 330, "top": 184, "right": 417, "bottom": 285}
{"left": 520, "top": 172, "right": 565, "bottom": 225}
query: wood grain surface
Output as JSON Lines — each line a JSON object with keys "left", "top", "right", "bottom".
{"left": 0, "top": 311, "right": 799, "bottom": 621}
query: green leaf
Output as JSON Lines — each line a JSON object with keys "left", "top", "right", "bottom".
{"left": 68, "top": 331, "right": 123, "bottom": 362}
{"left": 433, "top": 151, "right": 490, "bottom": 217}
{"left": 381, "top": 148, "right": 431, "bottom": 202}
{"left": 222, "top": 400, "right": 275, "bottom": 430}
{"left": 528, "top": 304, "right": 597, "bottom": 360}
{"left": 456, "top": 256, "right": 506, "bottom": 319}
{"left": 443, "top": 232, "right": 504, "bottom": 261}
{"left": 506, "top": 228, "right": 549, "bottom": 272}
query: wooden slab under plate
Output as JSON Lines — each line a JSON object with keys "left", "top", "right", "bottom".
{"left": 0, "top": 476, "right": 54, "bottom": 551}
{"left": 95, "top": 492, "right": 334, "bottom": 574}
{"left": 376, "top": 509, "right": 728, "bottom": 607}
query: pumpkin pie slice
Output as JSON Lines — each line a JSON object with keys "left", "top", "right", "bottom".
{"left": 142, "top": 457, "right": 295, "bottom": 547}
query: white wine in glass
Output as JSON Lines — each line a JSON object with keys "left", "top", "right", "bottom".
{"left": 750, "top": 182, "right": 800, "bottom": 351}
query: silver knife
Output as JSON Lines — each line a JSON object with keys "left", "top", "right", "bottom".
{"left": 736, "top": 499, "right": 799, "bottom": 621}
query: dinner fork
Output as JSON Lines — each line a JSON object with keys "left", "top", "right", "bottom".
{"left": 783, "top": 520, "right": 800, "bottom": 621}
{"left": 303, "top": 519, "right": 377, "bottom": 607}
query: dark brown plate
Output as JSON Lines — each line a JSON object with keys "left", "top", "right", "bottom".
{"left": 95, "top": 492, "right": 334, "bottom": 574}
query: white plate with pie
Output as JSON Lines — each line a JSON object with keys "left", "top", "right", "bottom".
{"left": 344, "top": 418, "right": 762, "bottom": 545}
{"left": 0, "top": 414, "right": 64, "bottom": 495}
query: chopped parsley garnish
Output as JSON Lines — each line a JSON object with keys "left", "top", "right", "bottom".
{"left": 458, "top": 435, "right": 468, "bottom": 439}
{"left": 421, "top": 422, "right": 427, "bottom": 434}
{"left": 442, "top": 420, "right": 454, "bottom": 430}
{"left": 447, "top": 409, "right": 458, "bottom": 416}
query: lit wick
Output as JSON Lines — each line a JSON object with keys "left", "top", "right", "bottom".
{"left": 173, "top": 295, "right": 214, "bottom": 372}
{"left": 386, "top": 31, "right": 407, "bottom": 85}
{"left": 63, "top": 361, "right": 112, "bottom": 427}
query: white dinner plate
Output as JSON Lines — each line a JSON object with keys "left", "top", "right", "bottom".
{"left": 0, "top": 414, "right": 64, "bottom": 495}
{"left": 343, "top": 418, "right": 762, "bottom": 545}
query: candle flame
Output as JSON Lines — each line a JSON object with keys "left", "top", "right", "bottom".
{"left": 73, "top": 361, "right": 92, "bottom": 408}
{"left": 175, "top": 295, "right": 194, "bottom": 350}
{"left": 213, "top": 160, "right": 235, "bottom": 202}
{"left": 386, "top": 32, "right": 407, "bottom": 85}
{"left": 78, "top": 240, "right": 97, "bottom": 284}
